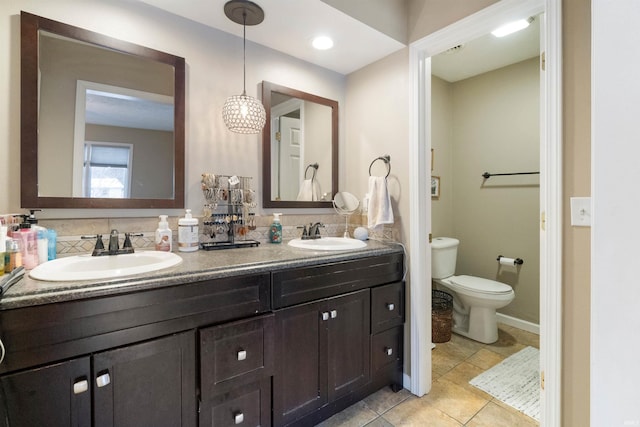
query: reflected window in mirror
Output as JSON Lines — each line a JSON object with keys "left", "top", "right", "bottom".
{"left": 21, "top": 12, "right": 185, "bottom": 209}
{"left": 262, "top": 81, "right": 338, "bottom": 208}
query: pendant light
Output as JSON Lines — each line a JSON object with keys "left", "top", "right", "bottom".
{"left": 222, "top": 0, "right": 266, "bottom": 134}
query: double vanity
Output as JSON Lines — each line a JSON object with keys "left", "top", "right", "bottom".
{"left": 0, "top": 241, "right": 404, "bottom": 427}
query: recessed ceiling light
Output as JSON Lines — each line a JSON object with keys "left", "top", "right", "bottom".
{"left": 312, "top": 36, "right": 334, "bottom": 50}
{"left": 491, "top": 17, "right": 534, "bottom": 37}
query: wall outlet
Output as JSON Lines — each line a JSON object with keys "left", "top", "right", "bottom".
{"left": 570, "top": 197, "right": 591, "bottom": 227}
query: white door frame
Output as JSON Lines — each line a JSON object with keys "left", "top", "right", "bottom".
{"left": 408, "top": 0, "right": 562, "bottom": 425}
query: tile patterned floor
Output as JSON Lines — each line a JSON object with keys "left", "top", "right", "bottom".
{"left": 317, "top": 324, "right": 540, "bottom": 427}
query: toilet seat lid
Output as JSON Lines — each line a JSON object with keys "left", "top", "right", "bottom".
{"left": 449, "top": 275, "right": 513, "bottom": 295}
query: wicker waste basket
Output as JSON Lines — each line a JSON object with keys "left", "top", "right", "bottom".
{"left": 432, "top": 289, "right": 453, "bottom": 343}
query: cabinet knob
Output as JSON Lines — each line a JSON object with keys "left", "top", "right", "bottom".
{"left": 330, "top": 310, "right": 338, "bottom": 319}
{"left": 322, "top": 312, "right": 330, "bottom": 321}
{"left": 237, "top": 349, "right": 247, "bottom": 361}
{"left": 386, "top": 303, "right": 395, "bottom": 311}
{"left": 234, "top": 412, "right": 244, "bottom": 424}
{"left": 73, "top": 379, "right": 89, "bottom": 394}
{"left": 95, "top": 372, "right": 111, "bottom": 388}
{"left": 385, "top": 347, "right": 393, "bottom": 356}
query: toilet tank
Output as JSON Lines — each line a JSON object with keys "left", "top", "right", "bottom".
{"left": 431, "top": 237, "right": 459, "bottom": 279}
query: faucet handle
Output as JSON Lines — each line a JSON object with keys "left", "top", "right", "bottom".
{"left": 297, "top": 225, "right": 309, "bottom": 239}
{"left": 122, "top": 232, "right": 143, "bottom": 253}
{"left": 81, "top": 234, "right": 105, "bottom": 256}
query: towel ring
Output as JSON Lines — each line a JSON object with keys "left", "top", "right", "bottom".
{"left": 369, "top": 155, "right": 391, "bottom": 178}
{"left": 305, "top": 163, "right": 318, "bottom": 180}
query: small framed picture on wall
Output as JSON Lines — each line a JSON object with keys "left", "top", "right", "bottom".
{"left": 431, "top": 176, "right": 440, "bottom": 199}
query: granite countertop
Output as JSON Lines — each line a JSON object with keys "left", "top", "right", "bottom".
{"left": 0, "top": 239, "right": 404, "bottom": 310}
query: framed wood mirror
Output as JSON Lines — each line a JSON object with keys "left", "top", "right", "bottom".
{"left": 21, "top": 11, "right": 185, "bottom": 209}
{"left": 262, "top": 81, "right": 338, "bottom": 208}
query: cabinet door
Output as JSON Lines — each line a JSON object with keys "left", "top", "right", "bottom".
{"left": 93, "top": 331, "right": 196, "bottom": 427}
{"left": 0, "top": 357, "right": 91, "bottom": 427}
{"left": 326, "top": 289, "right": 371, "bottom": 401}
{"left": 273, "top": 299, "right": 327, "bottom": 426}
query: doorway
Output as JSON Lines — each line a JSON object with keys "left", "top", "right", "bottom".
{"left": 408, "top": 0, "right": 562, "bottom": 425}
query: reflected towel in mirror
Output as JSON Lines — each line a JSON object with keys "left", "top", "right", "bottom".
{"left": 367, "top": 176, "right": 394, "bottom": 230}
{"left": 297, "top": 179, "right": 321, "bottom": 201}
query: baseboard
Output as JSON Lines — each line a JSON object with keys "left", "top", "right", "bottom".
{"left": 496, "top": 313, "right": 540, "bottom": 335}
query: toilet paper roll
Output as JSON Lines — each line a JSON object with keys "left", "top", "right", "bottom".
{"left": 499, "top": 257, "right": 517, "bottom": 266}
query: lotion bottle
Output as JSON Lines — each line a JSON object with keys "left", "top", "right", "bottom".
{"left": 178, "top": 209, "right": 199, "bottom": 252}
{"left": 155, "top": 215, "right": 173, "bottom": 252}
{"left": 269, "top": 213, "right": 283, "bottom": 244}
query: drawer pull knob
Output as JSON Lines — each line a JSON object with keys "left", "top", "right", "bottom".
{"left": 330, "top": 310, "right": 338, "bottom": 319}
{"left": 73, "top": 379, "right": 88, "bottom": 394}
{"left": 385, "top": 347, "right": 393, "bottom": 356}
{"left": 322, "top": 312, "right": 330, "bottom": 321}
{"left": 237, "top": 350, "right": 247, "bottom": 361}
{"left": 386, "top": 303, "right": 395, "bottom": 311}
{"left": 234, "top": 412, "right": 244, "bottom": 424}
{"left": 95, "top": 372, "right": 111, "bottom": 388}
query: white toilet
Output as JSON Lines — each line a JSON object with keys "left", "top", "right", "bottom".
{"left": 431, "top": 237, "right": 515, "bottom": 344}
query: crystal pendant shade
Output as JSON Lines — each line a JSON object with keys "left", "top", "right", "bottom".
{"left": 222, "top": 92, "right": 266, "bottom": 134}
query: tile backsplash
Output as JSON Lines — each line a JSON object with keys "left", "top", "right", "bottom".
{"left": 39, "top": 213, "right": 399, "bottom": 256}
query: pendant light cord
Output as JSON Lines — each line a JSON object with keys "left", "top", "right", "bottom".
{"left": 242, "top": 11, "right": 247, "bottom": 95}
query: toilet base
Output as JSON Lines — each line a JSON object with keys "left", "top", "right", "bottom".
{"left": 452, "top": 306, "right": 499, "bottom": 344}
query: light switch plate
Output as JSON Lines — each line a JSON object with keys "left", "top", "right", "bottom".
{"left": 570, "top": 197, "right": 591, "bottom": 227}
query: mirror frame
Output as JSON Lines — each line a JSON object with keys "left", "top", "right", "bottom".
{"left": 20, "top": 11, "right": 185, "bottom": 209}
{"left": 262, "top": 81, "right": 338, "bottom": 208}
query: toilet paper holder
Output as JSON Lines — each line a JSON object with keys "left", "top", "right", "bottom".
{"left": 497, "top": 255, "right": 524, "bottom": 265}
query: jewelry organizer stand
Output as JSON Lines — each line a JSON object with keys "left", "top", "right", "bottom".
{"left": 200, "top": 173, "right": 260, "bottom": 250}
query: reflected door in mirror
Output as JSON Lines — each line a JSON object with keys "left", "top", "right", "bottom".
{"left": 262, "top": 81, "right": 338, "bottom": 209}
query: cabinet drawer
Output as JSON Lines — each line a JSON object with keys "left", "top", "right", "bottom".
{"left": 273, "top": 253, "right": 403, "bottom": 308}
{"left": 371, "top": 326, "right": 403, "bottom": 373}
{"left": 201, "top": 378, "right": 271, "bottom": 427}
{"left": 200, "top": 314, "right": 274, "bottom": 397}
{"left": 371, "top": 281, "right": 405, "bottom": 334}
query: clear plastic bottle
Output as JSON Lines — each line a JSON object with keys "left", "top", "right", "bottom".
{"left": 5, "top": 238, "right": 22, "bottom": 273}
{"left": 35, "top": 226, "right": 48, "bottom": 265}
{"left": 47, "top": 228, "right": 57, "bottom": 261}
{"left": 269, "top": 213, "right": 283, "bottom": 244}
{"left": 155, "top": 215, "right": 173, "bottom": 252}
{"left": 178, "top": 209, "right": 199, "bottom": 252}
{"left": 12, "top": 224, "right": 38, "bottom": 269}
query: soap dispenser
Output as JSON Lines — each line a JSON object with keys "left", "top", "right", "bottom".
{"left": 155, "top": 215, "right": 173, "bottom": 252}
{"left": 178, "top": 209, "right": 199, "bottom": 252}
{"left": 269, "top": 213, "right": 283, "bottom": 244}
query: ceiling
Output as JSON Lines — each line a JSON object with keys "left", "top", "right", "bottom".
{"left": 136, "top": 0, "right": 405, "bottom": 75}
{"left": 136, "top": 0, "right": 540, "bottom": 80}
{"left": 432, "top": 15, "right": 541, "bottom": 82}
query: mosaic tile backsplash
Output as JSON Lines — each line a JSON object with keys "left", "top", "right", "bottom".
{"left": 38, "top": 213, "right": 398, "bottom": 257}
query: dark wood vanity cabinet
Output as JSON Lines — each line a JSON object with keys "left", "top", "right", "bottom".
{"left": 0, "top": 272, "right": 269, "bottom": 427}
{"left": 0, "top": 251, "right": 404, "bottom": 427}
{"left": 272, "top": 253, "right": 405, "bottom": 426}
{"left": 199, "top": 314, "right": 275, "bottom": 427}
{"left": 273, "top": 290, "right": 371, "bottom": 426}
{"left": 0, "top": 331, "right": 196, "bottom": 427}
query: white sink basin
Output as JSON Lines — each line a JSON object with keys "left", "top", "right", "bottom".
{"left": 29, "top": 251, "right": 183, "bottom": 282}
{"left": 287, "top": 237, "right": 367, "bottom": 251}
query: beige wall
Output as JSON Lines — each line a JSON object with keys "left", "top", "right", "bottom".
{"left": 433, "top": 58, "right": 541, "bottom": 324}
{"left": 431, "top": 76, "right": 454, "bottom": 238}
{"left": 562, "top": 0, "right": 591, "bottom": 425}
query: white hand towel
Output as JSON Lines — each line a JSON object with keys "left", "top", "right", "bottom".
{"left": 367, "top": 176, "right": 394, "bottom": 230}
{"left": 297, "top": 179, "right": 322, "bottom": 201}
